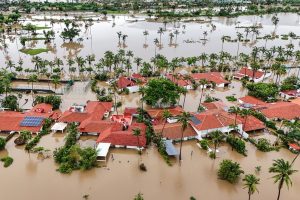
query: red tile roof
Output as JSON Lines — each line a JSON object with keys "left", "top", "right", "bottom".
{"left": 58, "top": 101, "right": 113, "bottom": 123}
{"left": 236, "top": 115, "right": 265, "bottom": 132}
{"left": 0, "top": 103, "right": 56, "bottom": 133}
{"left": 79, "top": 120, "right": 120, "bottom": 133}
{"left": 147, "top": 106, "right": 184, "bottom": 120}
{"left": 235, "top": 67, "right": 264, "bottom": 79}
{"left": 118, "top": 76, "right": 136, "bottom": 89}
{"left": 190, "top": 110, "right": 242, "bottom": 131}
{"left": 165, "top": 74, "right": 191, "bottom": 87}
{"left": 201, "top": 101, "right": 227, "bottom": 111}
{"left": 239, "top": 96, "right": 266, "bottom": 106}
{"left": 280, "top": 90, "right": 299, "bottom": 97}
{"left": 153, "top": 123, "right": 197, "bottom": 140}
{"left": 124, "top": 107, "right": 138, "bottom": 115}
{"left": 289, "top": 143, "right": 300, "bottom": 151}
{"left": 261, "top": 102, "right": 300, "bottom": 120}
{"left": 96, "top": 123, "right": 147, "bottom": 147}
{"left": 132, "top": 73, "right": 147, "bottom": 83}
{"left": 191, "top": 72, "right": 229, "bottom": 85}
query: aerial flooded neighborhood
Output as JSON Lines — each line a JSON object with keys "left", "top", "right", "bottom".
{"left": 1, "top": 0, "right": 300, "bottom": 200}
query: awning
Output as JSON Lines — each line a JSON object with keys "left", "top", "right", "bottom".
{"left": 51, "top": 122, "right": 68, "bottom": 131}
{"left": 96, "top": 143, "right": 111, "bottom": 157}
{"left": 164, "top": 140, "right": 179, "bottom": 156}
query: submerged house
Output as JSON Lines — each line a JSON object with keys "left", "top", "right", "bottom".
{"left": 0, "top": 103, "right": 59, "bottom": 134}
{"left": 260, "top": 102, "right": 300, "bottom": 121}
{"left": 165, "top": 74, "right": 193, "bottom": 90}
{"left": 117, "top": 73, "right": 146, "bottom": 93}
{"left": 233, "top": 67, "right": 271, "bottom": 82}
{"left": 238, "top": 95, "right": 267, "bottom": 109}
{"left": 279, "top": 89, "right": 300, "bottom": 100}
{"left": 146, "top": 106, "right": 197, "bottom": 140}
{"left": 96, "top": 122, "right": 147, "bottom": 150}
{"left": 189, "top": 109, "right": 243, "bottom": 139}
{"left": 57, "top": 101, "right": 113, "bottom": 135}
{"left": 190, "top": 72, "right": 230, "bottom": 88}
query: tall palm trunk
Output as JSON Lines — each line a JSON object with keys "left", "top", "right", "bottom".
{"left": 182, "top": 93, "right": 187, "bottom": 108}
{"left": 277, "top": 179, "right": 284, "bottom": 200}
{"left": 179, "top": 127, "right": 184, "bottom": 162}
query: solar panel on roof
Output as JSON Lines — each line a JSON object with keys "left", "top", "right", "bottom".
{"left": 164, "top": 140, "right": 179, "bottom": 156}
{"left": 20, "top": 116, "right": 44, "bottom": 127}
{"left": 190, "top": 116, "right": 201, "bottom": 125}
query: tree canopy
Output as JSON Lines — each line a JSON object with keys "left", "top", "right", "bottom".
{"left": 246, "top": 82, "right": 279, "bottom": 101}
{"left": 142, "top": 78, "right": 183, "bottom": 107}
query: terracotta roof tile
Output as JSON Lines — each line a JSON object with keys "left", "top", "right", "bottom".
{"left": 96, "top": 123, "right": 147, "bottom": 147}
{"left": 235, "top": 67, "right": 264, "bottom": 79}
{"left": 153, "top": 123, "right": 197, "bottom": 140}
{"left": 261, "top": 102, "right": 300, "bottom": 120}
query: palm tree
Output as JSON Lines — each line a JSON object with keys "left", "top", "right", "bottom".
{"left": 132, "top": 128, "right": 141, "bottom": 151}
{"left": 117, "top": 31, "right": 122, "bottom": 43}
{"left": 269, "top": 159, "right": 298, "bottom": 200}
{"left": 221, "top": 35, "right": 226, "bottom": 52}
{"left": 228, "top": 106, "right": 241, "bottom": 127}
{"left": 134, "top": 57, "right": 142, "bottom": 72}
{"left": 161, "top": 110, "right": 172, "bottom": 136}
{"left": 138, "top": 86, "right": 145, "bottom": 115}
{"left": 157, "top": 27, "right": 164, "bottom": 46}
{"left": 181, "top": 87, "right": 188, "bottom": 109}
{"left": 178, "top": 112, "right": 191, "bottom": 162}
{"left": 174, "top": 29, "right": 179, "bottom": 46}
{"left": 209, "top": 130, "right": 225, "bottom": 159}
{"left": 236, "top": 32, "right": 243, "bottom": 58}
{"left": 240, "top": 109, "right": 251, "bottom": 133}
{"left": 143, "top": 30, "right": 149, "bottom": 46}
{"left": 271, "top": 15, "right": 279, "bottom": 32}
{"left": 243, "top": 174, "right": 260, "bottom": 200}
{"left": 198, "top": 79, "right": 208, "bottom": 111}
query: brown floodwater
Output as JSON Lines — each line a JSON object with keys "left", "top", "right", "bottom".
{"left": 1, "top": 13, "right": 300, "bottom": 200}
{"left": 1, "top": 13, "right": 300, "bottom": 76}
{"left": 1, "top": 135, "right": 300, "bottom": 200}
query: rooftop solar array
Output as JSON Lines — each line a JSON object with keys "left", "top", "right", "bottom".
{"left": 20, "top": 116, "right": 44, "bottom": 127}
{"left": 190, "top": 116, "right": 201, "bottom": 125}
{"left": 164, "top": 140, "right": 179, "bottom": 156}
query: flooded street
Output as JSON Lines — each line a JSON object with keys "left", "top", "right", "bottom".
{"left": 1, "top": 137, "right": 300, "bottom": 200}
{"left": 1, "top": 12, "right": 300, "bottom": 200}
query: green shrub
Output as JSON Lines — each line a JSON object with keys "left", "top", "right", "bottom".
{"left": 256, "top": 138, "right": 276, "bottom": 152}
{"left": 218, "top": 159, "right": 244, "bottom": 184}
{"left": 226, "top": 96, "right": 237, "bottom": 102}
{"left": 199, "top": 139, "right": 209, "bottom": 150}
{"left": 1, "top": 156, "right": 13, "bottom": 167}
{"left": 226, "top": 135, "right": 247, "bottom": 156}
{"left": 0, "top": 137, "right": 6, "bottom": 150}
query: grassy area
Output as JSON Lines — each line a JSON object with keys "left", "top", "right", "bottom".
{"left": 22, "top": 37, "right": 47, "bottom": 42}
{"left": 106, "top": 10, "right": 129, "bottom": 14}
{"left": 22, "top": 25, "right": 51, "bottom": 31}
{"left": 20, "top": 48, "right": 49, "bottom": 55}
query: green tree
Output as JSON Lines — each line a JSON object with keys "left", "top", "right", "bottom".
{"left": 161, "top": 109, "right": 172, "bottom": 136}
{"left": 132, "top": 128, "right": 141, "bottom": 150}
{"left": 134, "top": 193, "right": 144, "bottom": 200}
{"left": 178, "top": 112, "right": 191, "bottom": 162}
{"left": 269, "top": 159, "right": 298, "bottom": 200}
{"left": 209, "top": 130, "right": 225, "bottom": 159}
{"left": 243, "top": 174, "right": 260, "bottom": 200}
{"left": 218, "top": 159, "right": 244, "bottom": 184}
{"left": 143, "top": 78, "right": 181, "bottom": 107}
